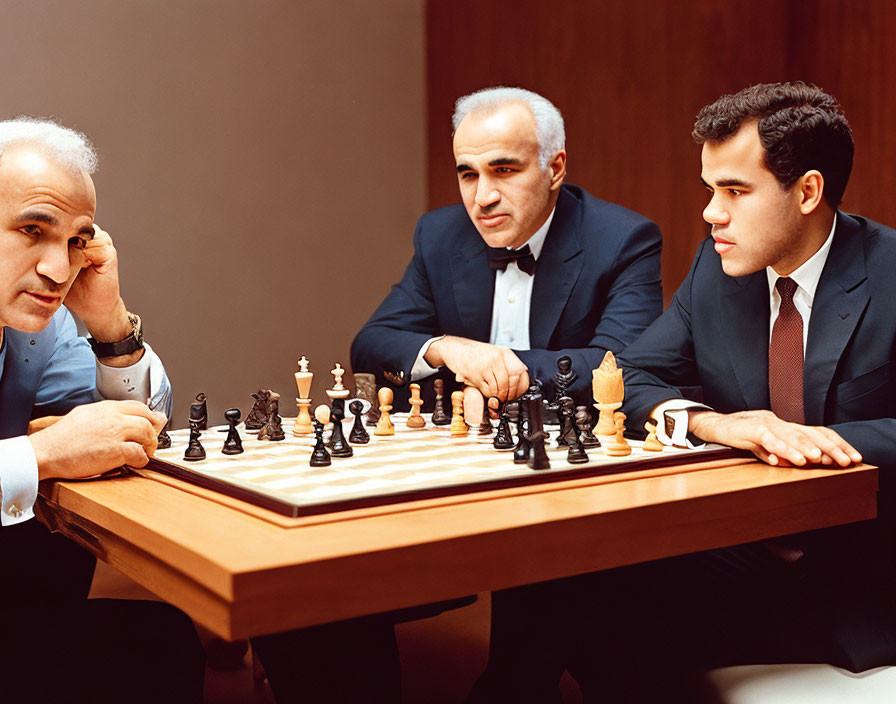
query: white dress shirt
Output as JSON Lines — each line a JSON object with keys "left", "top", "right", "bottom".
{"left": 410, "top": 208, "right": 556, "bottom": 380}
{"left": 654, "top": 218, "right": 837, "bottom": 446}
{"left": 0, "top": 343, "right": 165, "bottom": 526}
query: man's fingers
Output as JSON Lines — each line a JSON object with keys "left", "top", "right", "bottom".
{"left": 756, "top": 427, "right": 808, "bottom": 466}
{"left": 112, "top": 399, "right": 167, "bottom": 432}
{"left": 121, "top": 441, "right": 151, "bottom": 468}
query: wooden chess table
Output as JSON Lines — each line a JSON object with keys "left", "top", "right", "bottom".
{"left": 37, "top": 414, "right": 878, "bottom": 640}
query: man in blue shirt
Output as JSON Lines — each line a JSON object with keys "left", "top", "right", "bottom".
{"left": 0, "top": 117, "right": 204, "bottom": 703}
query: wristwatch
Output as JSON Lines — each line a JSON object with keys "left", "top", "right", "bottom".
{"left": 88, "top": 312, "right": 144, "bottom": 357}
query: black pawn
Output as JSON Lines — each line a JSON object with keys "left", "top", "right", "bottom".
{"left": 431, "top": 378, "right": 450, "bottom": 425}
{"left": 348, "top": 400, "right": 370, "bottom": 444}
{"left": 184, "top": 420, "right": 206, "bottom": 461}
{"left": 157, "top": 425, "right": 172, "bottom": 449}
{"left": 222, "top": 408, "right": 244, "bottom": 455}
{"left": 576, "top": 406, "right": 601, "bottom": 448}
{"left": 493, "top": 404, "right": 515, "bottom": 450}
{"left": 310, "top": 418, "right": 331, "bottom": 467}
{"left": 329, "top": 403, "right": 353, "bottom": 458}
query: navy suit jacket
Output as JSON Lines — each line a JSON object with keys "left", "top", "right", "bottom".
{"left": 618, "top": 212, "right": 896, "bottom": 671}
{"left": 351, "top": 184, "right": 663, "bottom": 406}
{"left": 619, "top": 211, "right": 896, "bottom": 469}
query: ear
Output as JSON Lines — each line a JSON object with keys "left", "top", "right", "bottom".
{"left": 798, "top": 170, "right": 824, "bottom": 215}
{"left": 548, "top": 150, "right": 567, "bottom": 191}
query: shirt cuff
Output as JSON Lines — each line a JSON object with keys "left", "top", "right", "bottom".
{"left": 96, "top": 341, "right": 162, "bottom": 407}
{"left": 0, "top": 436, "right": 39, "bottom": 526}
{"left": 650, "top": 399, "right": 711, "bottom": 448}
{"left": 410, "top": 336, "right": 445, "bottom": 382}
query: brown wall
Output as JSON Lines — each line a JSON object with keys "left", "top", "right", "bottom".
{"left": 426, "top": 0, "right": 896, "bottom": 301}
{"left": 0, "top": 1, "right": 425, "bottom": 425}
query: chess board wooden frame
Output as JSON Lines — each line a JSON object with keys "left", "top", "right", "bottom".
{"left": 147, "top": 414, "right": 740, "bottom": 518}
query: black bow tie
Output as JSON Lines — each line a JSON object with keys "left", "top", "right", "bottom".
{"left": 486, "top": 244, "right": 537, "bottom": 276}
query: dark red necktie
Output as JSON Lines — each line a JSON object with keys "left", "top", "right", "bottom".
{"left": 769, "top": 277, "right": 804, "bottom": 423}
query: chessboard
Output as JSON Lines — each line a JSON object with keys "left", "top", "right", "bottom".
{"left": 146, "top": 414, "right": 737, "bottom": 517}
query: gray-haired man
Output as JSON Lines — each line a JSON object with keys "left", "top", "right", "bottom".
{"left": 0, "top": 117, "right": 204, "bottom": 703}
{"left": 352, "top": 85, "right": 664, "bottom": 407}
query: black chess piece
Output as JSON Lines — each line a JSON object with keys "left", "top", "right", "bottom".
{"left": 183, "top": 415, "right": 206, "bottom": 462}
{"left": 431, "top": 378, "right": 450, "bottom": 425}
{"left": 222, "top": 408, "right": 244, "bottom": 455}
{"left": 328, "top": 403, "right": 353, "bottom": 458}
{"left": 576, "top": 406, "right": 601, "bottom": 448}
{"left": 258, "top": 393, "right": 286, "bottom": 441}
{"left": 193, "top": 393, "right": 208, "bottom": 430}
{"left": 493, "top": 401, "right": 515, "bottom": 450}
{"left": 352, "top": 372, "right": 380, "bottom": 427}
{"left": 509, "top": 401, "right": 531, "bottom": 464}
{"left": 309, "top": 417, "right": 331, "bottom": 467}
{"left": 478, "top": 400, "right": 494, "bottom": 436}
{"left": 546, "top": 356, "right": 578, "bottom": 425}
{"left": 566, "top": 405, "right": 589, "bottom": 464}
{"left": 554, "top": 356, "right": 577, "bottom": 398}
{"left": 522, "top": 380, "right": 550, "bottom": 470}
{"left": 348, "top": 400, "right": 370, "bottom": 444}
{"left": 244, "top": 390, "right": 270, "bottom": 430}
{"left": 556, "top": 396, "right": 577, "bottom": 446}
{"left": 157, "top": 424, "right": 172, "bottom": 449}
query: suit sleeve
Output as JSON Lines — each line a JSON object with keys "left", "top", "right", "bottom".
{"left": 515, "top": 219, "right": 664, "bottom": 401}
{"left": 350, "top": 219, "right": 439, "bottom": 384}
{"left": 617, "top": 238, "right": 712, "bottom": 431}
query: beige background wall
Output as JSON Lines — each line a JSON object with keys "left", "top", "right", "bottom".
{"left": 0, "top": 0, "right": 425, "bottom": 425}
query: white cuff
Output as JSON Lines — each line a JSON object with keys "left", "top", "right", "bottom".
{"left": 0, "top": 436, "right": 39, "bottom": 526}
{"left": 96, "top": 341, "right": 157, "bottom": 403}
{"left": 410, "top": 336, "right": 445, "bottom": 382}
{"left": 650, "top": 399, "right": 711, "bottom": 448}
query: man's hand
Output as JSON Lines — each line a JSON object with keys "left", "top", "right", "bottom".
{"left": 29, "top": 400, "right": 167, "bottom": 481}
{"left": 425, "top": 336, "right": 529, "bottom": 401}
{"left": 689, "top": 409, "right": 863, "bottom": 467}
{"left": 64, "top": 224, "right": 132, "bottom": 344}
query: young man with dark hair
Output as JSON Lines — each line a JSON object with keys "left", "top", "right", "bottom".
{"left": 470, "top": 82, "right": 896, "bottom": 703}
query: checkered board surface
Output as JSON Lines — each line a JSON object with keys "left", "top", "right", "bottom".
{"left": 148, "top": 414, "right": 734, "bottom": 517}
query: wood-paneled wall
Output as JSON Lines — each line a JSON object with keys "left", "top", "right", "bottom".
{"left": 426, "top": 0, "right": 896, "bottom": 298}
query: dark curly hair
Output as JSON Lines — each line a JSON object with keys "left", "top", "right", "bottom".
{"left": 693, "top": 82, "right": 854, "bottom": 207}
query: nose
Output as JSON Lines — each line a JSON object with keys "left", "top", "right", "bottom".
{"left": 703, "top": 193, "right": 729, "bottom": 226}
{"left": 35, "top": 242, "right": 74, "bottom": 285}
{"left": 475, "top": 176, "right": 500, "bottom": 208}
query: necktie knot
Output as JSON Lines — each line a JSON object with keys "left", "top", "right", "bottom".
{"left": 487, "top": 244, "right": 537, "bottom": 276}
{"left": 776, "top": 276, "right": 798, "bottom": 301}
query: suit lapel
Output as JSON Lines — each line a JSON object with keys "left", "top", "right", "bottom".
{"left": 449, "top": 227, "right": 494, "bottom": 343}
{"left": 720, "top": 270, "right": 771, "bottom": 410}
{"left": 803, "top": 213, "right": 869, "bottom": 425}
{"left": 530, "top": 188, "right": 585, "bottom": 348}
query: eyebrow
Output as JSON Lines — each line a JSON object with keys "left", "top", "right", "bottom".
{"left": 14, "top": 210, "right": 95, "bottom": 239}
{"left": 15, "top": 209, "right": 59, "bottom": 226}
{"left": 456, "top": 157, "right": 525, "bottom": 173}
{"left": 701, "top": 176, "right": 752, "bottom": 189}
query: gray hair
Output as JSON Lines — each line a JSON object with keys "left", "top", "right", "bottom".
{"left": 452, "top": 86, "right": 565, "bottom": 169}
{"left": 0, "top": 117, "right": 97, "bottom": 174}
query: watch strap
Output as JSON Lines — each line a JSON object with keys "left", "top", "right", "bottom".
{"left": 88, "top": 312, "right": 144, "bottom": 358}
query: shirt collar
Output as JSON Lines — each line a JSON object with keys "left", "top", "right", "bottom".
{"left": 766, "top": 215, "right": 837, "bottom": 302}
{"left": 510, "top": 206, "right": 555, "bottom": 260}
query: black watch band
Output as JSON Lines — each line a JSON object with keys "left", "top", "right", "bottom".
{"left": 88, "top": 312, "right": 144, "bottom": 358}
